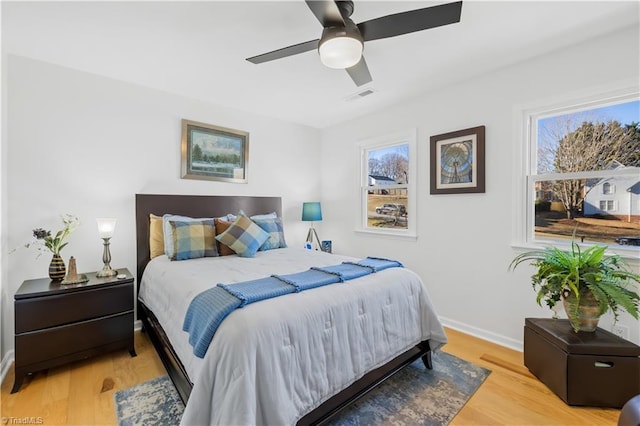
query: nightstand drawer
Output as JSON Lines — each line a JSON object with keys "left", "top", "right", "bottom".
{"left": 15, "top": 282, "right": 133, "bottom": 333}
{"left": 15, "top": 311, "right": 133, "bottom": 367}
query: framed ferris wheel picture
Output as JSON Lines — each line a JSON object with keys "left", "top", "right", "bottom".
{"left": 430, "top": 125, "right": 485, "bottom": 194}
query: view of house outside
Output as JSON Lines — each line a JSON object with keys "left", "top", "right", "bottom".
{"left": 533, "top": 99, "right": 640, "bottom": 247}
{"left": 366, "top": 144, "right": 409, "bottom": 229}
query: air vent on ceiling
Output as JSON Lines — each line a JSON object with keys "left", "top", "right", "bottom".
{"left": 344, "top": 88, "right": 377, "bottom": 102}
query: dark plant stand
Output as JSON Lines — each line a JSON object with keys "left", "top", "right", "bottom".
{"left": 524, "top": 318, "right": 640, "bottom": 408}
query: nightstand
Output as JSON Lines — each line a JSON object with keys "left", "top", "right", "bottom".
{"left": 12, "top": 268, "right": 136, "bottom": 393}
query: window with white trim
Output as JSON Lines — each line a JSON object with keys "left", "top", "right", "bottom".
{"left": 602, "top": 182, "right": 615, "bottom": 194}
{"left": 358, "top": 129, "right": 416, "bottom": 237}
{"left": 599, "top": 200, "right": 616, "bottom": 212}
{"left": 524, "top": 94, "right": 639, "bottom": 247}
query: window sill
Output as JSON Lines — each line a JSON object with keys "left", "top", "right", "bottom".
{"left": 354, "top": 228, "right": 418, "bottom": 241}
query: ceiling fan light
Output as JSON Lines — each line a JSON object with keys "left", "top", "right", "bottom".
{"left": 319, "top": 35, "right": 363, "bottom": 69}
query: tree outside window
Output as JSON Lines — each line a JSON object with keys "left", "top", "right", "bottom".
{"left": 529, "top": 97, "right": 640, "bottom": 247}
{"left": 365, "top": 144, "right": 409, "bottom": 230}
{"left": 359, "top": 129, "right": 416, "bottom": 237}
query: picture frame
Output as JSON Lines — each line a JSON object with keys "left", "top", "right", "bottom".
{"left": 430, "top": 125, "right": 485, "bottom": 194}
{"left": 321, "top": 240, "right": 332, "bottom": 253}
{"left": 181, "top": 119, "right": 249, "bottom": 183}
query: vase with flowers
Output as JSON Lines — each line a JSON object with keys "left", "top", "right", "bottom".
{"left": 26, "top": 214, "right": 80, "bottom": 281}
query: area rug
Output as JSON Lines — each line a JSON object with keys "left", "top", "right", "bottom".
{"left": 114, "top": 375, "right": 184, "bottom": 426}
{"left": 114, "top": 351, "right": 490, "bottom": 426}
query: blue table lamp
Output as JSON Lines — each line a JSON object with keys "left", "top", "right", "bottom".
{"left": 302, "top": 202, "right": 322, "bottom": 250}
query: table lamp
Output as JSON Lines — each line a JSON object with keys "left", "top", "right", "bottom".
{"left": 302, "top": 202, "right": 322, "bottom": 250}
{"left": 96, "top": 218, "right": 117, "bottom": 277}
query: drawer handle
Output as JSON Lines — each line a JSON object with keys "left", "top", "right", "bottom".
{"left": 594, "top": 361, "right": 614, "bottom": 368}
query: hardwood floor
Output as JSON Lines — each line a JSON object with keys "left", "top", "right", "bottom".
{"left": 443, "top": 328, "right": 620, "bottom": 425}
{"left": 1, "top": 327, "right": 621, "bottom": 425}
{"left": 1, "top": 331, "right": 165, "bottom": 425}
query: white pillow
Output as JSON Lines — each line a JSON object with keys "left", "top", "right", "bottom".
{"left": 220, "top": 211, "right": 277, "bottom": 223}
{"left": 251, "top": 212, "right": 277, "bottom": 220}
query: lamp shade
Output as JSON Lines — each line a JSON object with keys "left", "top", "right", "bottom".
{"left": 301, "top": 202, "right": 322, "bottom": 222}
{"left": 318, "top": 35, "right": 363, "bottom": 69}
{"left": 96, "top": 218, "right": 117, "bottom": 239}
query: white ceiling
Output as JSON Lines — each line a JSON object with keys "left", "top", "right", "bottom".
{"left": 3, "top": 1, "right": 639, "bottom": 129}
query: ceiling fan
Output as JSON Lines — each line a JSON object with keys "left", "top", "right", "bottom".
{"left": 246, "top": 0, "right": 463, "bottom": 87}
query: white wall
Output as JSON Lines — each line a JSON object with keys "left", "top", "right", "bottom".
{"left": 319, "top": 25, "right": 640, "bottom": 349}
{"left": 1, "top": 55, "right": 321, "bottom": 360}
{"left": 2, "top": 25, "right": 639, "bottom": 372}
{"left": 0, "top": 5, "right": 8, "bottom": 377}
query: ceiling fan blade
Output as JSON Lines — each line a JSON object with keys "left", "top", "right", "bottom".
{"left": 305, "top": 0, "right": 345, "bottom": 27}
{"left": 246, "top": 39, "right": 319, "bottom": 64}
{"left": 346, "top": 56, "right": 372, "bottom": 87}
{"left": 357, "top": 1, "right": 463, "bottom": 42}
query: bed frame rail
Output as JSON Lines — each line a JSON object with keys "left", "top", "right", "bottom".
{"left": 139, "top": 301, "right": 193, "bottom": 403}
{"left": 300, "top": 341, "right": 432, "bottom": 425}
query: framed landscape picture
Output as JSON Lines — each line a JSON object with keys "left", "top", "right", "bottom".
{"left": 181, "top": 119, "right": 249, "bottom": 183}
{"left": 430, "top": 125, "right": 485, "bottom": 194}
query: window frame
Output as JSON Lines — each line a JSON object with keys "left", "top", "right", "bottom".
{"left": 356, "top": 128, "right": 417, "bottom": 239}
{"left": 514, "top": 87, "right": 639, "bottom": 253}
{"left": 599, "top": 199, "right": 617, "bottom": 212}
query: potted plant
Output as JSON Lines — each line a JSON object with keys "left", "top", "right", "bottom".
{"left": 509, "top": 238, "right": 640, "bottom": 333}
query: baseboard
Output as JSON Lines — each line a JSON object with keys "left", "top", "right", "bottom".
{"left": 439, "top": 316, "right": 523, "bottom": 352}
{"left": 134, "top": 319, "right": 143, "bottom": 332}
{"left": 1, "top": 350, "right": 14, "bottom": 386}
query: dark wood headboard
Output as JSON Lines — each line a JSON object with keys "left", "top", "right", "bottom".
{"left": 135, "top": 194, "right": 282, "bottom": 287}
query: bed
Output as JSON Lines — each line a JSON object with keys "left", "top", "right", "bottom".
{"left": 135, "top": 194, "right": 447, "bottom": 425}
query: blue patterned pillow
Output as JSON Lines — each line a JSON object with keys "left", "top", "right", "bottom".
{"left": 254, "top": 217, "right": 287, "bottom": 251}
{"left": 163, "top": 214, "right": 211, "bottom": 259}
{"left": 215, "top": 215, "right": 269, "bottom": 258}
{"left": 170, "top": 220, "right": 218, "bottom": 261}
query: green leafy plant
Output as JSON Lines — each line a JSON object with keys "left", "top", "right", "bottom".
{"left": 509, "top": 238, "right": 640, "bottom": 332}
{"left": 25, "top": 214, "right": 80, "bottom": 256}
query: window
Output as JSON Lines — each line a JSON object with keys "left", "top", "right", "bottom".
{"left": 599, "top": 200, "right": 616, "bottom": 211}
{"left": 358, "top": 129, "right": 416, "bottom": 237}
{"left": 602, "top": 182, "right": 615, "bottom": 194}
{"left": 522, "top": 93, "right": 639, "bottom": 248}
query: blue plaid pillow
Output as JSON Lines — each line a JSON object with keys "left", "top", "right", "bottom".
{"left": 170, "top": 220, "right": 218, "bottom": 261}
{"left": 215, "top": 215, "right": 269, "bottom": 258}
{"left": 163, "top": 214, "right": 211, "bottom": 259}
{"left": 254, "top": 217, "right": 287, "bottom": 251}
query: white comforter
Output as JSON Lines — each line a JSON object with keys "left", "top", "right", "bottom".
{"left": 138, "top": 247, "right": 447, "bottom": 425}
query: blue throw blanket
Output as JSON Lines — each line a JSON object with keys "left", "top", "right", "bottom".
{"left": 183, "top": 257, "right": 402, "bottom": 358}
{"left": 273, "top": 269, "right": 341, "bottom": 291}
{"left": 311, "top": 263, "right": 372, "bottom": 281}
{"left": 346, "top": 257, "right": 403, "bottom": 272}
{"left": 182, "top": 287, "right": 242, "bottom": 358}
{"left": 218, "top": 276, "right": 293, "bottom": 307}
